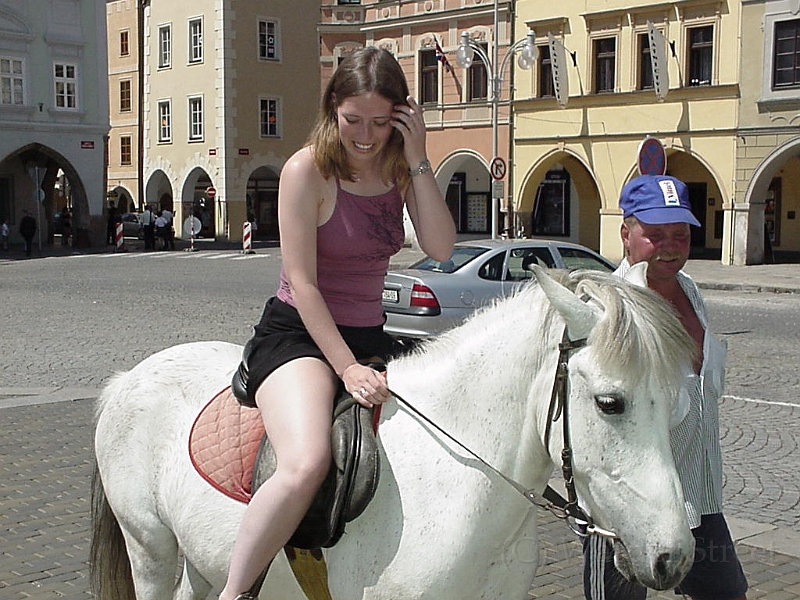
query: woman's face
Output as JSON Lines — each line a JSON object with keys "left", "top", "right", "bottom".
{"left": 335, "top": 92, "right": 396, "bottom": 165}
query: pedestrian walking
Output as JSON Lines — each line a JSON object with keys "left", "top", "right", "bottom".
{"left": 19, "top": 210, "right": 36, "bottom": 257}
{"left": 582, "top": 174, "right": 748, "bottom": 600}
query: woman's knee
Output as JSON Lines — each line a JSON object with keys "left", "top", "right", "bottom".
{"left": 274, "top": 450, "right": 331, "bottom": 494}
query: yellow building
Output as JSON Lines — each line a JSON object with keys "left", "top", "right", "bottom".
{"left": 106, "top": 0, "right": 319, "bottom": 242}
{"left": 513, "top": 0, "right": 748, "bottom": 263}
{"left": 736, "top": 0, "right": 800, "bottom": 264}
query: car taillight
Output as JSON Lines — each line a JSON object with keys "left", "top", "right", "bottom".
{"left": 410, "top": 283, "right": 440, "bottom": 308}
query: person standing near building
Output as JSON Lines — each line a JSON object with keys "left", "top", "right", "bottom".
{"left": 140, "top": 205, "right": 155, "bottom": 250}
{"left": 60, "top": 205, "right": 72, "bottom": 246}
{"left": 106, "top": 201, "right": 120, "bottom": 245}
{"left": 218, "top": 47, "right": 455, "bottom": 600}
{"left": 161, "top": 208, "right": 175, "bottom": 250}
{"left": 19, "top": 210, "right": 36, "bottom": 257}
{"left": 1, "top": 219, "right": 9, "bottom": 250}
{"left": 582, "top": 175, "right": 748, "bottom": 600}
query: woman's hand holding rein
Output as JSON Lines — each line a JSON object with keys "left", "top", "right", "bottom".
{"left": 342, "top": 363, "right": 391, "bottom": 407}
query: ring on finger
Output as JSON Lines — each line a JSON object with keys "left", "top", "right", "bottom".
{"left": 359, "top": 387, "right": 368, "bottom": 396}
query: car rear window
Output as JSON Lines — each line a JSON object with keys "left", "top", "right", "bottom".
{"left": 557, "top": 247, "right": 614, "bottom": 272}
{"left": 410, "top": 246, "right": 489, "bottom": 273}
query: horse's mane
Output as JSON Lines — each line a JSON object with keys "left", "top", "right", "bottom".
{"left": 547, "top": 269, "right": 698, "bottom": 389}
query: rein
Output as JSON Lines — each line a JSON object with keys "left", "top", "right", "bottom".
{"left": 389, "top": 326, "right": 617, "bottom": 541}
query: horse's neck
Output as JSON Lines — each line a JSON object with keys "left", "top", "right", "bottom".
{"left": 386, "top": 293, "right": 561, "bottom": 487}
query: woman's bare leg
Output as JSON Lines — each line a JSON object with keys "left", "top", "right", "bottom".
{"left": 219, "top": 357, "right": 336, "bottom": 600}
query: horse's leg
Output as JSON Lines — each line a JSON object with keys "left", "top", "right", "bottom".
{"left": 174, "top": 559, "right": 213, "bottom": 600}
{"left": 120, "top": 522, "right": 182, "bottom": 599}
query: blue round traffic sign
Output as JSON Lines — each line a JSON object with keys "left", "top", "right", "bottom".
{"left": 637, "top": 137, "right": 666, "bottom": 176}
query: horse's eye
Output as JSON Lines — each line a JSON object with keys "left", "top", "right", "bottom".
{"left": 595, "top": 394, "right": 625, "bottom": 415}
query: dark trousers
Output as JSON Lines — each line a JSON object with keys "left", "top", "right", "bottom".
{"left": 143, "top": 224, "right": 155, "bottom": 250}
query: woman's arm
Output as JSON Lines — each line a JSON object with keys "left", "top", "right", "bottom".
{"left": 392, "top": 96, "right": 455, "bottom": 262}
{"left": 278, "top": 148, "right": 389, "bottom": 405}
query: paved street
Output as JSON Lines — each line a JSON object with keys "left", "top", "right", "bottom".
{"left": 1, "top": 246, "right": 799, "bottom": 599}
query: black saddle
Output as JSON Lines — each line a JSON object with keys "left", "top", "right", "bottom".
{"left": 232, "top": 347, "right": 381, "bottom": 549}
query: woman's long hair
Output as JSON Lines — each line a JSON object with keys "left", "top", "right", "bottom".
{"left": 310, "top": 47, "right": 411, "bottom": 188}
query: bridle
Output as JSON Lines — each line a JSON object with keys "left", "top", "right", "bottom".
{"left": 391, "top": 326, "right": 617, "bottom": 540}
{"left": 536, "top": 329, "right": 617, "bottom": 539}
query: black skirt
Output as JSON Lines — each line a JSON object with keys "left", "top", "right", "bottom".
{"left": 241, "top": 297, "right": 402, "bottom": 407}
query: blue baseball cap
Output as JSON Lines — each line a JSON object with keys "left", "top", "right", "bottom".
{"left": 620, "top": 175, "right": 701, "bottom": 227}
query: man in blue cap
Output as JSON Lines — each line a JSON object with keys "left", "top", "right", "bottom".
{"left": 582, "top": 175, "right": 748, "bottom": 600}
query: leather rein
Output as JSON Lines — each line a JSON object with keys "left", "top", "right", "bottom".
{"left": 391, "top": 327, "right": 617, "bottom": 540}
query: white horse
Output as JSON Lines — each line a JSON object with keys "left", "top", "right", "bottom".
{"left": 91, "top": 265, "right": 696, "bottom": 600}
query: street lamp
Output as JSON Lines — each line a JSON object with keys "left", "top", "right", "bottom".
{"left": 456, "top": 30, "right": 536, "bottom": 239}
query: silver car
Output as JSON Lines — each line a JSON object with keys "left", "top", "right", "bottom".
{"left": 382, "top": 238, "right": 615, "bottom": 340}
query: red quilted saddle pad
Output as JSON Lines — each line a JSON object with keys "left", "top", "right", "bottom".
{"left": 188, "top": 387, "right": 265, "bottom": 504}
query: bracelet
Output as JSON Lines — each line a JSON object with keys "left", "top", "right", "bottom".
{"left": 409, "top": 159, "right": 432, "bottom": 177}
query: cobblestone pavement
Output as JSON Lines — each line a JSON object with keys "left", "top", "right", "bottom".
{"left": 1, "top": 246, "right": 799, "bottom": 599}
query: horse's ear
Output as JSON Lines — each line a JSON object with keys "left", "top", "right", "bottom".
{"left": 623, "top": 262, "right": 648, "bottom": 288}
{"left": 530, "top": 265, "right": 600, "bottom": 339}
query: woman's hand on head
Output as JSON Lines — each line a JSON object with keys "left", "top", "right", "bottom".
{"left": 342, "top": 363, "right": 391, "bottom": 408}
{"left": 392, "top": 95, "right": 427, "bottom": 166}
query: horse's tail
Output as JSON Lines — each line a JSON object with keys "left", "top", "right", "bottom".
{"left": 90, "top": 459, "right": 136, "bottom": 600}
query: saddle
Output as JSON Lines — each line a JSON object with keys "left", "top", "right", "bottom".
{"left": 251, "top": 393, "right": 381, "bottom": 549}
{"left": 228, "top": 350, "right": 383, "bottom": 549}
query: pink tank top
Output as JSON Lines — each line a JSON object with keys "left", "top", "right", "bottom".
{"left": 277, "top": 180, "right": 405, "bottom": 327}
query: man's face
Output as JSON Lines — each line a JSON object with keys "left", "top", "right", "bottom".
{"left": 621, "top": 218, "right": 691, "bottom": 284}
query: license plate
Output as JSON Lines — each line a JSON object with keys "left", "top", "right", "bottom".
{"left": 382, "top": 288, "right": 399, "bottom": 303}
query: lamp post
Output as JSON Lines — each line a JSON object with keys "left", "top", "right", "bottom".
{"left": 456, "top": 29, "right": 536, "bottom": 239}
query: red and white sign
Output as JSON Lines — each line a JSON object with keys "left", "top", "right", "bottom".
{"left": 205, "top": 186, "right": 217, "bottom": 198}
{"left": 490, "top": 156, "right": 507, "bottom": 180}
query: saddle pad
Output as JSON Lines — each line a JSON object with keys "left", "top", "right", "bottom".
{"left": 188, "top": 387, "right": 265, "bottom": 503}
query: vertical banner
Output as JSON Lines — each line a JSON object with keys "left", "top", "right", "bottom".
{"left": 647, "top": 21, "right": 669, "bottom": 101}
{"left": 548, "top": 33, "right": 570, "bottom": 108}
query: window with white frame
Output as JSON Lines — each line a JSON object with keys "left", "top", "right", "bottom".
{"left": 120, "top": 30, "right": 130, "bottom": 57}
{"left": 258, "top": 19, "right": 279, "bottom": 61}
{"left": 188, "top": 95, "right": 204, "bottom": 141}
{"left": 189, "top": 18, "right": 203, "bottom": 64}
{"left": 467, "top": 43, "right": 488, "bottom": 102}
{"left": 537, "top": 44, "right": 554, "bottom": 98}
{"left": 157, "top": 99, "right": 172, "bottom": 142}
{"left": 158, "top": 25, "right": 172, "bottom": 68}
{"left": 0, "top": 57, "right": 24, "bottom": 106}
{"left": 54, "top": 63, "right": 78, "bottom": 109}
{"left": 419, "top": 49, "right": 438, "bottom": 105}
{"left": 120, "top": 79, "right": 132, "bottom": 112}
{"left": 593, "top": 37, "right": 616, "bottom": 93}
{"left": 120, "top": 135, "right": 132, "bottom": 165}
{"left": 260, "top": 97, "right": 280, "bottom": 137}
{"left": 638, "top": 33, "right": 654, "bottom": 91}
{"left": 687, "top": 25, "right": 713, "bottom": 86}
{"left": 773, "top": 19, "right": 800, "bottom": 89}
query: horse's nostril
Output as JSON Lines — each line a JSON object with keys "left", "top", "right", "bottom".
{"left": 655, "top": 552, "right": 671, "bottom": 580}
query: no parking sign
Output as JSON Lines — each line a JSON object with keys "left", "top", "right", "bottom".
{"left": 637, "top": 136, "right": 667, "bottom": 176}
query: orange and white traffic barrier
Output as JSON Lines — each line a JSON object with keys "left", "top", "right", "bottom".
{"left": 242, "top": 221, "right": 255, "bottom": 254}
{"left": 115, "top": 222, "right": 126, "bottom": 252}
